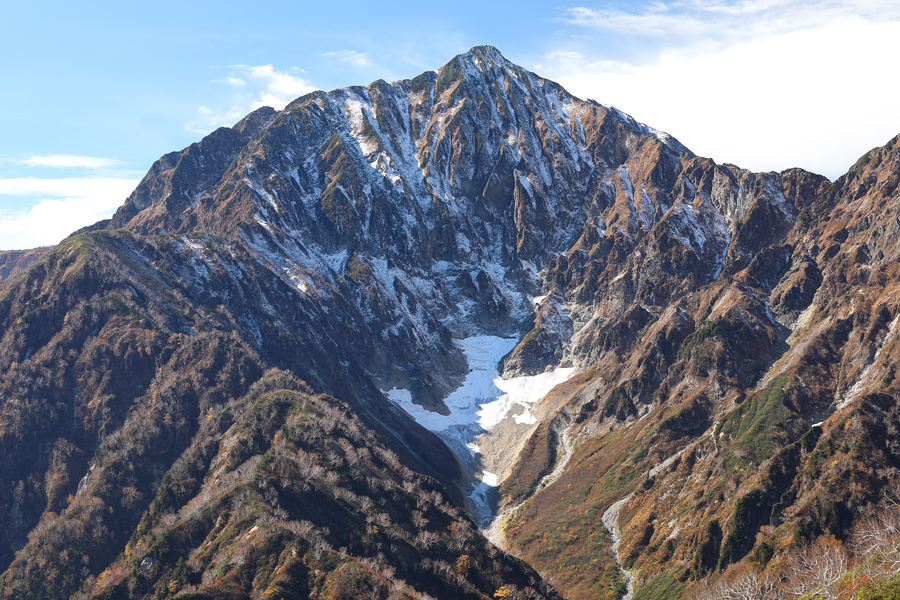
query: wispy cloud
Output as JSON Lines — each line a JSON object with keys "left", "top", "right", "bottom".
{"left": 564, "top": 5, "right": 710, "bottom": 38}
{"left": 18, "top": 155, "right": 121, "bottom": 169}
{"left": 215, "top": 76, "right": 246, "bottom": 88}
{"left": 186, "top": 65, "right": 318, "bottom": 135}
{"left": 322, "top": 50, "right": 373, "bottom": 67}
{"left": 545, "top": 0, "right": 900, "bottom": 179}
{"left": 562, "top": 0, "right": 900, "bottom": 39}
{"left": 185, "top": 105, "right": 247, "bottom": 135}
{"left": 0, "top": 177, "right": 138, "bottom": 197}
{"left": 537, "top": 51, "right": 635, "bottom": 74}
{"left": 0, "top": 176, "right": 140, "bottom": 250}
{"left": 235, "top": 64, "right": 318, "bottom": 109}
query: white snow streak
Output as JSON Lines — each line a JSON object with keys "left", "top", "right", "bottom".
{"left": 838, "top": 313, "right": 900, "bottom": 409}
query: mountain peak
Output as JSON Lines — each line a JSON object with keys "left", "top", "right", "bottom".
{"left": 109, "top": 44, "right": 692, "bottom": 239}
{"left": 437, "top": 44, "right": 518, "bottom": 82}
{"left": 464, "top": 44, "right": 507, "bottom": 62}
{"left": 233, "top": 105, "right": 278, "bottom": 137}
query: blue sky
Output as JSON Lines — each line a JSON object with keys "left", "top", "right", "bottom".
{"left": 2, "top": 0, "right": 900, "bottom": 250}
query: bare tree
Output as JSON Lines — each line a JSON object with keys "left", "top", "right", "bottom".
{"left": 415, "top": 531, "right": 440, "bottom": 550}
{"left": 411, "top": 510, "right": 428, "bottom": 529}
{"left": 853, "top": 488, "right": 900, "bottom": 577}
{"left": 786, "top": 540, "right": 849, "bottom": 600}
{"left": 295, "top": 450, "right": 325, "bottom": 482}
{"left": 694, "top": 569, "right": 782, "bottom": 600}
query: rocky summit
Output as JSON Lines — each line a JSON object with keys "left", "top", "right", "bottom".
{"left": 1, "top": 45, "right": 899, "bottom": 600}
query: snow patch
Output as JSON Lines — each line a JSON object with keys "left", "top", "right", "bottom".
{"left": 386, "top": 388, "right": 412, "bottom": 404}
{"left": 387, "top": 335, "right": 576, "bottom": 525}
{"left": 666, "top": 199, "right": 729, "bottom": 277}
{"left": 323, "top": 249, "right": 348, "bottom": 275}
{"left": 481, "top": 471, "right": 499, "bottom": 487}
{"left": 245, "top": 177, "right": 280, "bottom": 213}
{"left": 254, "top": 217, "right": 274, "bottom": 233}
{"left": 283, "top": 267, "right": 309, "bottom": 294}
{"left": 838, "top": 313, "right": 900, "bottom": 409}
{"left": 669, "top": 204, "right": 708, "bottom": 252}
{"left": 478, "top": 365, "right": 575, "bottom": 430}
{"left": 344, "top": 97, "right": 379, "bottom": 157}
{"left": 513, "top": 408, "right": 537, "bottom": 425}
{"left": 469, "top": 479, "right": 496, "bottom": 522}
{"left": 636, "top": 189, "right": 655, "bottom": 229}
{"left": 712, "top": 226, "right": 732, "bottom": 282}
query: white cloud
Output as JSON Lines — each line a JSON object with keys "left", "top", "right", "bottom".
{"left": 563, "top": 0, "right": 900, "bottom": 39}
{"left": 564, "top": 5, "right": 710, "bottom": 37}
{"left": 322, "top": 50, "right": 373, "bottom": 67}
{"left": 19, "top": 155, "right": 121, "bottom": 169}
{"left": 0, "top": 176, "right": 140, "bottom": 250}
{"left": 0, "top": 177, "right": 138, "bottom": 197}
{"left": 547, "top": 1, "right": 900, "bottom": 179}
{"left": 235, "top": 64, "right": 318, "bottom": 110}
{"left": 186, "top": 65, "right": 319, "bottom": 136}
{"left": 184, "top": 105, "right": 246, "bottom": 135}
{"left": 219, "top": 76, "right": 246, "bottom": 88}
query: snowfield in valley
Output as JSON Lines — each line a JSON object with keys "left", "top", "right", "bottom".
{"left": 387, "top": 335, "right": 574, "bottom": 524}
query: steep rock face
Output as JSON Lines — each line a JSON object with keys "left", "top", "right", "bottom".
{"left": 500, "top": 138, "right": 900, "bottom": 599}
{"left": 1, "top": 45, "right": 900, "bottom": 600}
{"left": 500, "top": 294, "right": 574, "bottom": 377}
{"left": 106, "top": 45, "right": 693, "bottom": 408}
{"left": 108, "top": 107, "right": 278, "bottom": 234}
